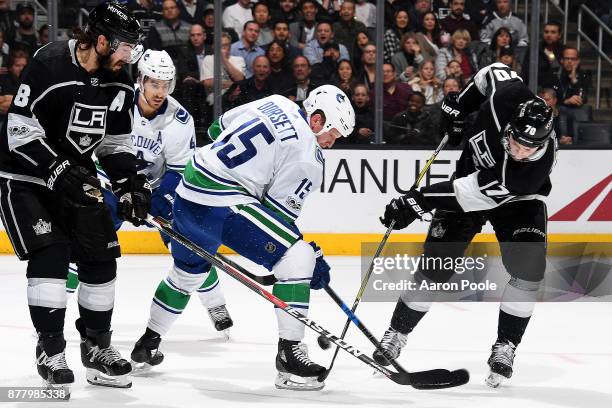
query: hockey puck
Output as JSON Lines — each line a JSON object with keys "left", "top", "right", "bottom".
{"left": 317, "top": 335, "right": 331, "bottom": 350}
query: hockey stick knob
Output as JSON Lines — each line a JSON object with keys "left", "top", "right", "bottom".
{"left": 317, "top": 335, "right": 332, "bottom": 350}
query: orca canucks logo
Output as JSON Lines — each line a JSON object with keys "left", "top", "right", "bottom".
{"left": 336, "top": 93, "right": 346, "bottom": 103}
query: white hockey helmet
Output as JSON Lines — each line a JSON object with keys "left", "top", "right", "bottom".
{"left": 137, "top": 49, "right": 176, "bottom": 93}
{"left": 303, "top": 85, "right": 355, "bottom": 138}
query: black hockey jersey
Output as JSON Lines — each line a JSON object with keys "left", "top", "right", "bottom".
{"left": 0, "top": 40, "right": 137, "bottom": 186}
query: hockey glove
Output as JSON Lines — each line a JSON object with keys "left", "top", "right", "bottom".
{"left": 45, "top": 157, "right": 102, "bottom": 205}
{"left": 309, "top": 241, "right": 330, "bottom": 290}
{"left": 150, "top": 171, "right": 182, "bottom": 220}
{"left": 440, "top": 92, "right": 466, "bottom": 146}
{"left": 113, "top": 174, "right": 152, "bottom": 227}
{"left": 380, "top": 189, "right": 432, "bottom": 230}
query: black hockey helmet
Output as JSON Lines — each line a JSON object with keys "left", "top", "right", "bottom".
{"left": 87, "top": 2, "right": 142, "bottom": 46}
{"left": 506, "top": 98, "right": 553, "bottom": 148}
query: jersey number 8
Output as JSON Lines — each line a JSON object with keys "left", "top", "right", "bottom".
{"left": 14, "top": 84, "right": 31, "bottom": 108}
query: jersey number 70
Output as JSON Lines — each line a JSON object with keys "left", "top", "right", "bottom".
{"left": 213, "top": 119, "right": 274, "bottom": 169}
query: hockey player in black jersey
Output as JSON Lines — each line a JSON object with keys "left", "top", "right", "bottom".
{"left": 375, "top": 63, "right": 557, "bottom": 388}
{"left": 0, "top": 2, "right": 150, "bottom": 393}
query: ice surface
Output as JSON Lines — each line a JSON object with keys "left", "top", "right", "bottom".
{"left": 1, "top": 255, "right": 611, "bottom": 408}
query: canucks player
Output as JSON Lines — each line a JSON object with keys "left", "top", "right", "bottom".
{"left": 375, "top": 63, "right": 557, "bottom": 388}
{"left": 131, "top": 85, "right": 355, "bottom": 390}
{"left": 65, "top": 49, "right": 234, "bottom": 345}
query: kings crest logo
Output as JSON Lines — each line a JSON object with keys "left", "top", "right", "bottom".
{"left": 66, "top": 103, "right": 107, "bottom": 153}
{"left": 32, "top": 219, "right": 52, "bottom": 236}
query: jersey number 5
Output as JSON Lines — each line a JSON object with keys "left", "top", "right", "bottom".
{"left": 215, "top": 120, "right": 274, "bottom": 169}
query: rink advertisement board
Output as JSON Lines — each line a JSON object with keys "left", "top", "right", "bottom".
{"left": 0, "top": 149, "right": 610, "bottom": 254}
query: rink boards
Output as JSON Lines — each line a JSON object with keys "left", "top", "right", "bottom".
{"left": 1, "top": 149, "right": 610, "bottom": 255}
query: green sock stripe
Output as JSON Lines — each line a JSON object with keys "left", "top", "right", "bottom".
{"left": 154, "top": 280, "right": 191, "bottom": 311}
{"left": 66, "top": 270, "right": 79, "bottom": 290}
{"left": 273, "top": 283, "right": 310, "bottom": 303}
{"left": 183, "top": 161, "right": 248, "bottom": 192}
{"left": 200, "top": 267, "right": 219, "bottom": 289}
{"left": 262, "top": 200, "right": 295, "bottom": 224}
{"left": 241, "top": 205, "right": 299, "bottom": 246}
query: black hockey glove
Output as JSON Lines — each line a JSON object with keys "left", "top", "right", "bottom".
{"left": 113, "top": 174, "right": 152, "bottom": 227}
{"left": 380, "top": 189, "right": 432, "bottom": 230}
{"left": 309, "top": 241, "right": 330, "bottom": 290}
{"left": 440, "top": 92, "right": 466, "bottom": 146}
{"left": 45, "top": 157, "right": 102, "bottom": 205}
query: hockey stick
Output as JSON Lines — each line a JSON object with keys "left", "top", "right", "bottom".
{"left": 146, "top": 214, "right": 465, "bottom": 388}
{"left": 321, "top": 134, "right": 450, "bottom": 378}
{"left": 321, "top": 285, "right": 468, "bottom": 388}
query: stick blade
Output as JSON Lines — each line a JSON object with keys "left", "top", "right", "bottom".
{"left": 409, "top": 368, "right": 470, "bottom": 390}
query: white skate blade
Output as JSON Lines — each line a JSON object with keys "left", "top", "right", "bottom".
{"left": 86, "top": 368, "right": 132, "bottom": 388}
{"left": 130, "top": 360, "right": 155, "bottom": 374}
{"left": 41, "top": 380, "right": 71, "bottom": 400}
{"left": 485, "top": 372, "right": 506, "bottom": 388}
{"left": 221, "top": 329, "right": 231, "bottom": 341}
{"left": 274, "top": 372, "right": 324, "bottom": 391}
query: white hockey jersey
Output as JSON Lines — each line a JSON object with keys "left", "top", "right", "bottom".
{"left": 130, "top": 92, "right": 196, "bottom": 189}
{"left": 176, "top": 95, "right": 324, "bottom": 223}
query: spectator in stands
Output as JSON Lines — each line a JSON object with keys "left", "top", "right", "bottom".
{"left": 411, "top": 0, "right": 432, "bottom": 31}
{"left": 0, "top": 50, "right": 27, "bottom": 128}
{"left": 333, "top": 0, "right": 367, "bottom": 60}
{"left": 231, "top": 21, "right": 265, "bottom": 78}
{"left": 147, "top": 0, "right": 192, "bottom": 51}
{"left": 539, "top": 87, "right": 571, "bottom": 145}
{"left": 498, "top": 45, "right": 521, "bottom": 75}
{"left": 346, "top": 83, "right": 374, "bottom": 144}
{"left": 13, "top": 3, "right": 37, "bottom": 55}
{"left": 440, "top": 0, "right": 479, "bottom": 41}
{"left": 465, "top": 0, "right": 495, "bottom": 27}
{"left": 371, "top": 63, "right": 413, "bottom": 122}
{"left": 442, "top": 76, "right": 461, "bottom": 95}
{"left": 334, "top": 59, "right": 358, "bottom": 97}
{"left": 409, "top": 60, "right": 443, "bottom": 105}
{"left": 303, "top": 21, "right": 349, "bottom": 65}
{"left": 317, "top": 0, "right": 343, "bottom": 23}
{"left": 0, "top": 0, "right": 15, "bottom": 48}
{"left": 184, "top": 24, "right": 208, "bottom": 83}
{"left": 435, "top": 29, "right": 477, "bottom": 81}
{"left": 285, "top": 55, "right": 319, "bottom": 106}
{"left": 223, "top": 0, "right": 253, "bottom": 37}
{"left": 475, "top": 26, "right": 512, "bottom": 69}
{"left": 555, "top": 46, "right": 593, "bottom": 143}
{"left": 355, "top": 0, "right": 376, "bottom": 30}
{"left": 538, "top": 21, "right": 564, "bottom": 85}
{"left": 274, "top": 0, "right": 300, "bottom": 25}
{"left": 178, "top": 0, "right": 208, "bottom": 25}
{"left": 0, "top": 30, "right": 9, "bottom": 74}
{"left": 127, "top": 0, "right": 163, "bottom": 37}
{"left": 265, "top": 19, "right": 302, "bottom": 62}
{"left": 352, "top": 30, "right": 371, "bottom": 71}
{"left": 416, "top": 11, "right": 445, "bottom": 56}
{"left": 225, "top": 55, "right": 274, "bottom": 108}
{"left": 393, "top": 33, "right": 426, "bottom": 83}
{"left": 37, "top": 24, "right": 49, "bottom": 48}
{"left": 356, "top": 42, "right": 377, "bottom": 91}
{"left": 387, "top": 92, "right": 437, "bottom": 145}
{"left": 444, "top": 59, "right": 465, "bottom": 86}
{"left": 266, "top": 40, "right": 294, "bottom": 93}
{"left": 202, "top": 32, "right": 246, "bottom": 106}
{"left": 384, "top": 0, "right": 411, "bottom": 30}
{"left": 290, "top": 0, "right": 319, "bottom": 49}
{"left": 311, "top": 41, "right": 341, "bottom": 83}
{"left": 429, "top": 76, "right": 462, "bottom": 135}
{"left": 481, "top": 0, "right": 528, "bottom": 47}
{"left": 384, "top": 9, "right": 411, "bottom": 63}
{"left": 180, "top": 23, "right": 209, "bottom": 139}
{"left": 253, "top": 2, "right": 274, "bottom": 46}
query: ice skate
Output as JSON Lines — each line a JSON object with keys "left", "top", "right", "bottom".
{"left": 485, "top": 340, "right": 516, "bottom": 388}
{"left": 275, "top": 339, "right": 326, "bottom": 391}
{"left": 80, "top": 330, "right": 132, "bottom": 388}
{"left": 207, "top": 304, "right": 233, "bottom": 339}
{"left": 131, "top": 329, "right": 164, "bottom": 372}
{"left": 372, "top": 327, "right": 407, "bottom": 366}
{"left": 36, "top": 332, "right": 73, "bottom": 399}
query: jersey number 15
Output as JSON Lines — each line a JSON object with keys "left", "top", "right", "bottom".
{"left": 213, "top": 119, "right": 274, "bottom": 169}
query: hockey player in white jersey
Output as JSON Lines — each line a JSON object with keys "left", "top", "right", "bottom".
{"left": 132, "top": 85, "right": 355, "bottom": 390}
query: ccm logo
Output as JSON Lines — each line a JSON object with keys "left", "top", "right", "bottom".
{"left": 407, "top": 197, "right": 426, "bottom": 217}
{"left": 47, "top": 160, "right": 70, "bottom": 190}
{"left": 441, "top": 102, "right": 461, "bottom": 117}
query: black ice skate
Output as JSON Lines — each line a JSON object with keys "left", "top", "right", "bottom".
{"left": 36, "top": 332, "right": 74, "bottom": 399}
{"left": 486, "top": 340, "right": 516, "bottom": 388}
{"left": 207, "top": 304, "right": 233, "bottom": 339}
{"left": 275, "top": 339, "right": 326, "bottom": 391}
{"left": 131, "top": 329, "right": 164, "bottom": 372}
{"left": 372, "top": 327, "right": 407, "bottom": 366}
{"left": 80, "top": 330, "right": 132, "bottom": 388}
